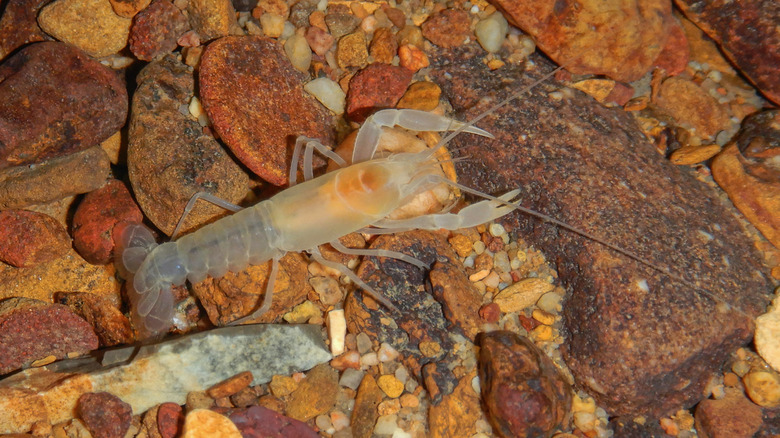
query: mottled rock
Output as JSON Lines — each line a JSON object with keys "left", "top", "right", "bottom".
{"left": 324, "top": 4, "right": 359, "bottom": 38}
{"left": 351, "top": 374, "right": 383, "bottom": 438}
{"left": 129, "top": 0, "right": 189, "bottom": 61}
{"left": 285, "top": 364, "right": 338, "bottom": 422}
{"left": 0, "top": 146, "right": 111, "bottom": 210}
{"left": 207, "top": 371, "right": 253, "bottom": 399}
{"left": 304, "top": 26, "right": 334, "bottom": 57}
{"left": 652, "top": 20, "right": 689, "bottom": 76}
{"left": 744, "top": 371, "right": 780, "bottom": 408}
{"left": 428, "top": 261, "right": 482, "bottom": 341}
{"left": 0, "top": 0, "right": 51, "bottom": 60}
{"left": 0, "top": 210, "right": 70, "bottom": 267}
{"left": 491, "top": 0, "right": 680, "bottom": 82}
{"left": 157, "top": 403, "right": 184, "bottom": 438}
{"left": 421, "top": 9, "right": 470, "bottom": 49}
{"left": 191, "top": 252, "right": 309, "bottom": 325}
{"left": 398, "top": 43, "right": 429, "bottom": 72}
{"left": 478, "top": 331, "right": 571, "bottom": 437}
{"left": 229, "top": 405, "right": 318, "bottom": 438}
{"left": 430, "top": 46, "right": 772, "bottom": 416}
{"left": 77, "top": 392, "right": 133, "bottom": 438}
{"left": 53, "top": 292, "right": 133, "bottom": 347}
{"left": 428, "top": 371, "right": 482, "bottom": 438}
{"left": 656, "top": 76, "right": 729, "bottom": 140}
{"left": 0, "top": 42, "right": 127, "bottom": 169}
{"left": 675, "top": 0, "right": 780, "bottom": 105}
{"left": 72, "top": 180, "right": 143, "bottom": 265}
{"left": 128, "top": 54, "right": 249, "bottom": 236}
{"left": 345, "top": 63, "right": 413, "bottom": 123}
{"left": 0, "top": 297, "right": 98, "bottom": 374}
{"left": 187, "top": 0, "right": 236, "bottom": 42}
{"left": 397, "top": 81, "right": 440, "bottom": 111}
{"left": 38, "top": 0, "right": 132, "bottom": 57}
{"left": 182, "top": 409, "right": 241, "bottom": 437}
{"left": 711, "top": 110, "right": 780, "bottom": 249}
{"left": 694, "top": 388, "right": 763, "bottom": 438}
{"left": 369, "top": 27, "right": 396, "bottom": 64}
{"left": 336, "top": 30, "right": 368, "bottom": 68}
{"left": 199, "top": 36, "right": 334, "bottom": 185}
{"left": 109, "top": 0, "right": 149, "bottom": 17}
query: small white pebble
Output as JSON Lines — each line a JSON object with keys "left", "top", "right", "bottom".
{"left": 360, "top": 352, "right": 379, "bottom": 368}
{"left": 536, "top": 291, "right": 563, "bottom": 313}
{"left": 636, "top": 279, "right": 649, "bottom": 292}
{"left": 471, "top": 375, "right": 481, "bottom": 394}
{"left": 304, "top": 77, "right": 346, "bottom": 114}
{"left": 356, "top": 332, "right": 372, "bottom": 354}
{"left": 392, "top": 430, "right": 412, "bottom": 438}
{"left": 284, "top": 33, "right": 312, "bottom": 72}
{"left": 463, "top": 255, "right": 475, "bottom": 268}
{"left": 339, "top": 368, "right": 364, "bottom": 390}
{"left": 377, "top": 342, "right": 400, "bottom": 362}
{"left": 394, "top": 365, "right": 409, "bottom": 384}
{"left": 315, "top": 414, "right": 332, "bottom": 431}
{"left": 475, "top": 12, "right": 508, "bottom": 53}
{"left": 493, "top": 251, "right": 511, "bottom": 273}
{"left": 330, "top": 410, "right": 349, "bottom": 431}
{"left": 280, "top": 21, "right": 296, "bottom": 39}
{"left": 483, "top": 271, "right": 500, "bottom": 289}
{"left": 488, "top": 223, "right": 505, "bottom": 237}
{"left": 374, "top": 414, "right": 398, "bottom": 435}
{"left": 327, "top": 309, "right": 347, "bottom": 356}
{"left": 473, "top": 240, "right": 486, "bottom": 254}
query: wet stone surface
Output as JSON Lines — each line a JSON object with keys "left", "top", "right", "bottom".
{"left": 0, "top": 210, "right": 70, "bottom": 268}
{"left": 128, "top": 0, "right": 190, "bottom": 61}
{"left": 0, "top": 0, "right": 51, "bottom": 60}
{"left": 128, "top": 54, "right": 249, "bottom": 236}
{"left": 0, "top": 42, "right": 127, "bottom": 170}
{"left": 345, "top": 63, "right": 414, "bottom": 123}
{"left": 77, "top": 391, "right": 133, "bottom": 438}
{"left": 199, "top": 36, "right": 334, "bottom": 186}
{"left": 694, "top": 388, "right": 763, "bottom": 438}
{"left": 430, "top": 46, "right": 773, "bottom": 416}
{"left": 37, "top": 0, "right": 132, "bottom": 57}
{"left": 54, "top": 292, "right": 134, "bottom": 347}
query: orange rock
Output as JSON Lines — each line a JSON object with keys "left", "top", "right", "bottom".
{"left": 285, "top": 364, "right": 338, "bottom": 422}
{"left": 351, "top": 374, "right": 383, "bottom": 438}
{"left": 428, "top": 371, "right": 481, "bottom": 438}
{"left": 398, "top": 44, "right": 429, "bottom": 72}
{"left": 656, "top": 76, "right": 729, "bottom": 140}
{"left": 669, "top": 144, "right": 721, "bottom": 165}
{"left": 206, "top": 371, "right": 254, "bottom": 399}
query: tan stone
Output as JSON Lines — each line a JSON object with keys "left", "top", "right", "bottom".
{"left": 38, "top": 0, "right": 131, "bottom": 57}
{"left": 182, "top": 409, "right": 241, "bottom": 438}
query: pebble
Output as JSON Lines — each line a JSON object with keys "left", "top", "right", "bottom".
{"left": 260, "top": 13, "right": 285, "bottom": 37}
{"left": 398, "top": 44, "right": 429, "bottom": 72}
{"left": 378, "top": 399, "right": 401, "bottom": 416}
{"left": 399, "top": 393, "right": 419, "bottom": 408}
{"left": 54, "top": 291, "right": 133, "bottom": 347}
{"left": 694, "top": 388, "right": 763, "bottom": 438}
{"left": 128, "top": 0, "right": 190, "bottom": 61}
{"left": 352, "top": 375, "right": 383, "bottom": 438}
{"left": 657, "top": 77, "right": 730, "bottom": 140}
{"left": 286, "top": 364, "right": 339, "bottom": 421}
{"left": 360, "top": 352, "right": 379, "bottom": 367}
{"left": 756, "top": 294, "right": 780, "bottom": 372}
{"left": 493, "top": 277, "right": 556, "bottom": 313}
{"left": 182, "top": 409, "right": 241, "bottom": 438}
{"left": 0, "top": 210, "right": 71, "bottom": 268}
{"left": 186, "top": 0, "right": 235, "bottom": 42}
{"left": 377, "top": 342, "right": 399, "bottom": 362}
{"left": 532, "top": 308, "right": 556, "bottom": 326}
{"left": 157, "top": 403, "right": 184, "bottom": 438}
{"left": 448, "top": 233, "right": 474, "bottom": 258}
{"left": 284, "top": 32, "right": 312, "bottom": 72}
{"left": 331, "top": 350, "right": 361, "bottom": 370}
{"left": 743, "top": 371, "right": 780, "bottom": 407}
{"left": 269, "top": 375, "right": 298, "bottom": 397}
{"left": 337, "top": 30, "right": 368, "bottom": 68}
{"left": 537, "top": 291, "right": 564, "bottom": 313}
{"left": 377, "top": 375, "right": 404, "bottom": 398}
{"left": 421, "top": 8, "right": 470, "bottom": 48}
{"left": 328, "top": 309, "right": 347, "bottom": 355}
{"left": 374, "top": 414, "right": 399, "bottom": 435}
{"left": 369, "top": 27, "right": 397, "bottom": 63}
{"left": 345, "top": 63, "right": 413, "bottom": 123}
{"left": 304, "top": 77, "right": 346, "bottom": 115}
{"left": 304, "top": 25, "right": 334, "bottom": 56}
{"left": 330, "top": 410, "right": 349, "bottom": 431}
{"left": 356, "top": 332, "right": 373, "bottom": 354}
{"left": 207, "top": 371, "right": 254, "bottom": 399}
{"left": 77, "top": 392, "right": 133, "bottom": 438}
{"left": 475, "top": 12, "right": 508, "bottom": 53}
{"left": 38, "top": 0, "right": 132, "bottom": 57}
{"left": 230, "top": 405, "right": 319, "bottom": 437}
{"left": 325, "top": 4, "right": 360, "bottom": 38}
{"left": 0, "top": 0, "right": 49, "bottom": 58}
{"left": 396, "top": 81, "right": 441, "bottom": 111}
{"left": 339, "top": 368, "right": 365, "bottom": 390}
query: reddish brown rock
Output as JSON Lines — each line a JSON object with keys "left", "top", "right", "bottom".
{"left": 0, "top": 42, "right": 127, "bottom": 170}
{"left": 429, "top": 46, "right": 772, "bottom": 416}
{"left": 53, "top": 292, "right": 133, "bottom": 346}
{"left": 207, "top": 371, "right": 253, "bottom": 399}
{"left": 0, "top": 297, "right": 98, "bottom": 374}
{"left": 490, "top": 0, "right": 680, "bottom": 82}
{"left": 199, "top": 36, "right": 334, "bottom": 186}
{"left": 191, "top": 252, "right": 309, "bottom": 325}
{"left": 129, "top": 0, "right": 190, "bottom": 61}
{"left": 157, "top": 402, "right": 184, "bottom": 438}
{"left": 128, "top": 54, "right": 249, "bottom": 236}
{"left": 77, "top": 392, "right": 133, "bottom": 438}
{"left": 369, "top": 27, "right": 397, "bottom": 64}
{"left": 229, "top": 405, "right": 318, "bottom": 438}
{"left": 694, "top": 388, "right": 763, "bottom": 438}
{"left": 428, "top": 261, "right": 483, "bottom": 341}
{"left": 345, "top": 63, "right": 413, "bottom": 123}
{"left": 0, "top": 210, "right": 70, "bottom": 268}
{"left": 304, "top": 26, "right": 334, "bottom": 57}
{"left": 712, "top": 110, "right": 780, "bottom": 249}
{"left": 351, "top": 374, "right": 383, "bottom": 438}
{"left": 656, "top": 76, "right": 730, "bottom": 140}
{"left": 675, "top": 0, "right": 780, "bottom": 105}
{"left": 479, "top": 302, "right": 500, "bottom": 323}
{"left": 652, "top": 19, "right": 689, "bottom": 76}
{"left": 478, "top": 331, "right": 572, "bottom": 437}
{"left": 0, "top": 0, "right": 51, "bottom": 60}
{"left": 421, "top": 9, "right": 470, "bottom": 49}
{"left": 72, "top": 179, "right": 143, "bottom": 265}
{"left": 0, "top": 146, "right": 111, "bottom": 210}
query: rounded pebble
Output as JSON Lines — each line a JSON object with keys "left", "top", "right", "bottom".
{"left": 284, "top": 32, "right": 312, "bottom": 72}
{"left": 743, "top": 371, "right": 780, "bottom": 407}
{"left": 377, "top": 375, "right": 404, "bottom": 398}
{"left": 304, "top": 77, "right": 346, "bottom": 114}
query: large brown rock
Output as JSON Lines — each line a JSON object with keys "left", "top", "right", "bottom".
{"left": 128, "top": 54, "right": 250, "bottom": 236}
{"left": 429, "top": 46, "right": 773, "bottom": 417}
{"left": 0, "top": 42, "right": 127, "bottom": 170}
{"left": 0, "top": 0, "right": 51, "bottom": 61}
{"left": 199, "top": 36, "right": 334, "bottom": 186}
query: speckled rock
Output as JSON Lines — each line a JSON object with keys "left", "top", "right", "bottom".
{"left": 490, "top": 0, "right": 682, "bottom": 82}
{"left": 656, "top": 76, "right": 729, "bottom": 140}
{"left": 345, "top": 63, "right": 413, "bottom": 123}
{"left": 347, "top": 230, "right": 474, "bottom": 404}
{"left": 324, "top": 3, "right": 359, "bottom": 38}
{"left": 191, "top": 252, "right": 309, "bottom": 325}
{"left": 0, "top": 297, "right": 98, "bottom": 374}
{"left": 187, "top": 0, "right": 236, "bottom": 42}
{"left": 77, "top": 392, "right": 133, "bottom": 438}
{"left": 428, "top": 371, "right": 482, "bottom": 438}
{"left": 0, "top": 42, "right": 127, "bottom": 169}
{"left": 694, "top": 388, "right": 763, "bottom": 438}
{"left": 336, "top": 30, "right": 368, "bottom": 68}
{"left": 54, "top": 292, "right": 133, "bottom": 347}
{"left": 0, "top": 146, "right": 111, "bottom": 210}
{"left": 428, "top": 261, "right": 482, "bottom": 341}
{"left": 430, "top": 46, "right": 773, "bottom": 416}
{"left": 351, "top": 374, "right": 383, "bottom": 438}
{"left": 478, "top": 331, "right": 571, "bottom": 437}
{"left": 285, "top": 364, "right": 338, "bottom": 422}
{"left": 199, "top": 36, "right": 334, "bottom": 185}
{"left": 157, "top": 403, "right": 184, "bottom": 438}
{"left": 369, "top": 27, "right": 396, "bottom": 64}
{"left": 38, "top": 0, "right": 132, "bottom": 57}
{"left": 421, "top": 9, "right": 470, "bottom": 49}
{"left": 129, "top": 0, "right": 189, "bottom": 61}
{"left": 711, "top": 110, "right": 780, "bottom": 249}
{"left": 0, "top": 0, "right": 50, "bottom": 60}
{"left": 72, "top": 179, "right": 143, "bottom": 265}
{"left": 0, "top": 210, "right": 70, "bottom": 267}
{"left": 229, "top": 405, "right": 319, "bottom": 438}
{"left": 675, "top": 0, "right": 780, "bottom": 105}
{"left": 128, "top": 54, "right": 249, "bottom": 236}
